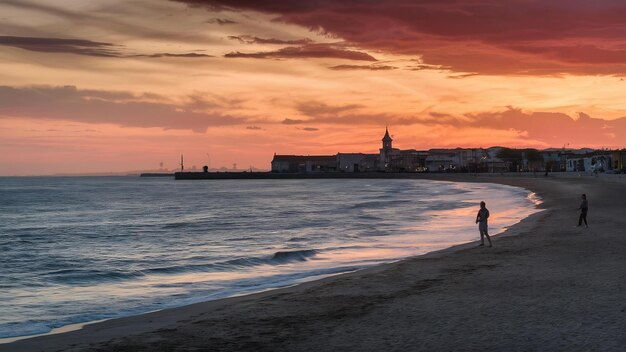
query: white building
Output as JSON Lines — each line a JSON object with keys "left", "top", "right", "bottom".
{"left": 566, "top": 154, "right": 612, "bottom": 172}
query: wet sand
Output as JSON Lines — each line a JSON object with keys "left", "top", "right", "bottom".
{"left": 4, "top": 174, "right": 626, "bottom": 352}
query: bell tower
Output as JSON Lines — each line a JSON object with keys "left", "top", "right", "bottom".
{"left": 379, "top": 126, "right": 393, "bottom": 170}
{"left": 382, "top": 126, "right": 393, "bottom": 151}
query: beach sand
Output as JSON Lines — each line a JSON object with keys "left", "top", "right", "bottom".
{"left": 3, "top": 175, "right": 626, "bottom": 352}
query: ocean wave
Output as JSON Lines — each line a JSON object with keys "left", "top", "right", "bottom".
{"left": 44, "top": 268, "right": 145, "bottom": 284}
{"left": 271, "top": 249, "right": 318, "bottom": 263}
{"left": 150, "top": 249, "right": 319, "bottom": 274}
{"left": 42, "top": 250, "right": 320, "bottom": 285}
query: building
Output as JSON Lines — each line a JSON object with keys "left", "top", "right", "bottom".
{"left": 542, "top": 149, "right": 568, "bottom": 172}
{"left": 378, "top": 128, "right": 427, "bottom": 172}
{"left": 425, "top": 149, "right": 461, "bottom": 172}
{"left": 337, "top": 153, "right": 378, "bottom": 172}
{"left": 271, "top": 155, "right": 337, "bottom": 173}
{"left": 388, "top": 149, "right": 428, "bottom": 172}
{"left": 610, "top": 149, "right": 626, "bottom": 171}
{"left": 481, "top": 148, "right": 508, "bottom": 172}
{"left": 565, "top": 153, "right": 613, "bottom": 173}
{"left": 270, "top": 128, "right": 620, "bottom": 174}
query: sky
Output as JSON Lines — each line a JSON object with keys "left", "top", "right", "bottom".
{"left": 1, "top": 0, "right": 626, "bottom": 175}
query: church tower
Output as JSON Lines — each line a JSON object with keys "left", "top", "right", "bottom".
{"left": 379, "top": 126, "right": 393, "bottom": 170}
{"left": 382, "top": 126, "right": 393, "bottom": 151}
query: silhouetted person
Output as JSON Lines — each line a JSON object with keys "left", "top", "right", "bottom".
{"left": 577, "top": 194, "right": 588, "bottom": 227}
{"left": 476, "top": 201, "right": 492, "bottom": 247}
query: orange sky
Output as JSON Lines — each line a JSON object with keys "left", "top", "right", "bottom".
{"left": 1, "top": 0, "right": 626, "bottom": 175}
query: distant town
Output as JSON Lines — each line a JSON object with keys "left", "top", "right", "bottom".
{"left": 271, "top": 127, "right": 626, "bottom": 174}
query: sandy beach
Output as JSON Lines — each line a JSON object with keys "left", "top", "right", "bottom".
{"left": 3, "top": 175, "right": 626, "bottom": 352}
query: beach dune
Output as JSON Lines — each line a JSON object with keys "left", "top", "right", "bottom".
{"left": 4, "top": 175, "right": 626, "bottom": 352}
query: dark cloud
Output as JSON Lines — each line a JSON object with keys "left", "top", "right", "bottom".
{"left": 0, "top": 35, "right": 214, "bottom": 59}
{"left": 302, "top": 127, "right": 319, "bottom": 131}
{"left": 329, "top": 64, "right": 397, "bottom": 70}
{"left": 225, "top": 43, "right": 376, "bottom": 61}
{"left": 282, "top": 118, "right": 306, "bottom": 125}
{"left": 143, "top": 52, "right": 214, "bottom": 58}
{"left": 446, "top": 73, "right": 480, "bottom": 79}
{"left": 228, "top": 35, "right": 313, "bottom": 45}
{"left": 176, "top": 0, "right": 626, "bottom": 75}
{"left": 407, "top": 63, "right": 449, "bottom": 71}
{"left": 0, "top": 35, "right": 121, "bottom": 57}
{"left": 0, "top": 85, "right": 246, "bottom": 132}
{"left": 207, "top": 18, "right": 237, "bottom": 25}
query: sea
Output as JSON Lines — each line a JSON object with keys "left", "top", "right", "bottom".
{"left": 0, "top": 177, "right": 541, "bottom": 341}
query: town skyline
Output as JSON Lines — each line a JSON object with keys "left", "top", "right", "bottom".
{"left": 2, "top": 1, "right": 626, "bottom": 175}
{"left": 268, "top": 127, "right": 623, "bottom": 174}
{"left": 0, "top": 126, "right": 623, "bottom": 176}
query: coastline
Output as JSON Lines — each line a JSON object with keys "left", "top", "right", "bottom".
{"left": 4, "top": 174, "right": 625, "bottom": 351}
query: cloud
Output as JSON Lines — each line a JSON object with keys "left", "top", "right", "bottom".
{"left": 143, "top": 52, "right": 214, "bottom": 58}
{"left": 282, "top": 118, "right": 306, "bottom": 125}
{"left": 228, "top": 35, "right": 312, "bottom": 45}
{"left": 295, "top": 113, "right": 419, "bottom": 126}
{"left": 297, "top": 105, "right": 626, "bottom": 147}
{"left": 407, "top": 63, "right": 449, "bottom": 71}
{"left": 176, "top": 0, "right": 626, "bottom": 75}
{"left": 296, "top": 101, "right": 363, "bottom": 116}
{"left": 302, "top": 127, "right": 319, "bottom": 131}
{"left": 446, "top": 73, "right": 480, "bottom": 79}
{"left": 0, "top": 35, "right": 214, "bottom": 59}
{"left": 329, "top": 64, "right": 397, "bottom": 71}
{"left": 281, "top": 99, "right": 626, "bottom": 146}
{"left": 288, "top": 101, "right": 416, "bottom": 125}
{"left": 3, "top": 0, "right": 214, "bottom": 44}
{"left": 0, "top": 35, "right": 121, "bottom": 57}
{"left": 463, "top": 108, "right": 626, "bottom": 147}
{"left": 225, "top": 43, "right": 376, "bottom": 61}
{"left": 0, "top": 85, "right": 246, "bottom": 132}
{"left": 207, "top": 18, "right": 237, "bottom": 25}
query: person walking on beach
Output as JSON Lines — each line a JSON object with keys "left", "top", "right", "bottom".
{"left": 476, "top": 201, "right": 492, "bottom": 247}
{"left": 577, "top": 194, "right": 588, "bottom": 228}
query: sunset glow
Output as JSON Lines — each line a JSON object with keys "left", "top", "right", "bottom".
{"left": 2, "top": 0, "right": 626, "bottom": 175}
